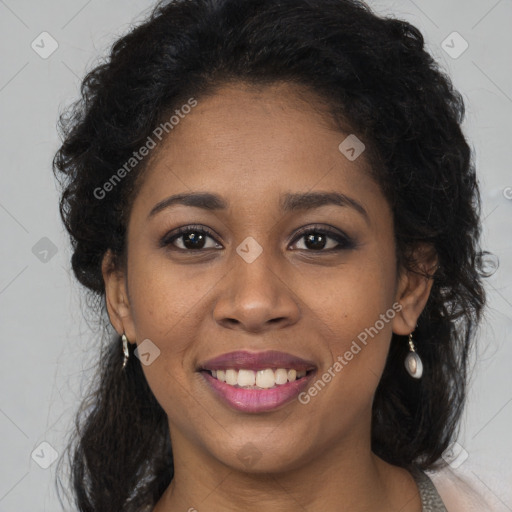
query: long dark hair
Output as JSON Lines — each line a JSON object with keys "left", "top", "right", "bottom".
{"left": 53, "top": 0, "right": 489, "bottom": 509}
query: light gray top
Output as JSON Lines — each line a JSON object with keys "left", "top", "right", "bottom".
{"left": 412, "top": 468, "right": 449, "bottom": 512}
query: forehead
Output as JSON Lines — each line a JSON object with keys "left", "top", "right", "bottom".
{"left": 130, "top": 81, "right": 386, "bottom": 222}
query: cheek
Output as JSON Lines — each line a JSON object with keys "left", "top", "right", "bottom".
{"left": 302, "top": 256, "right": 397, "bottom": 342}
{"left": 125, "top": 256, "right": 215, "bottom": 404}
{"left": 298, "top": 255, "right": 397, "bottom": 400}
{"left": 125, "top": 258, "right": 206, "bottom": 425}
{"left": 127, "top": 252, "right": 215, "bottom": 338}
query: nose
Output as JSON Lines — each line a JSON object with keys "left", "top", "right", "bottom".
{"left": 212, "top": 251, "right": 301, "bottom": 333}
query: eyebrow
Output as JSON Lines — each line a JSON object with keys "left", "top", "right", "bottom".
{"left": 148, "top": 191, "right": 369, "bottom": 224}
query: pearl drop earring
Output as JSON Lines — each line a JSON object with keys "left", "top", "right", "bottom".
{"left": 404, "top": 332, "right": 423, "bottom": 379}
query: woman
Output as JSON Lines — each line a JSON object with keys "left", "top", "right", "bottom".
{"left": 53, "top": 0, "right": 492, "bottom": 510}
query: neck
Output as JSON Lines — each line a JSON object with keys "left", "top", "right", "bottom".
{"left": 153, "top": 424, "right": 421, "bottom": 512}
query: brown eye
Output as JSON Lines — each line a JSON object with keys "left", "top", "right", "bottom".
{"left": 290, "top": 226, "right": 355, "bottom": 252}
{"left": 160, "top": 225, "right": 222, "bottom": 251}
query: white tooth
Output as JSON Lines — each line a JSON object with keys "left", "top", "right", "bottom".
{"left": 256, "top": 369, "right": 276, "bottom": 388}
{"left": 216, "top": 369, "right": 226, "bottom": 382}
{"left": 275, "top": 368, "right": 288, "bottom": 385}
{"left": 226, "top": 369, "right": 238, "bottom": 385}
{"left": 296, "top": 370, "right": 306, "bottom": 379}
{"left": 238, "top": 369, "right": 256, "bottom": 387}
{"left": 287, "top": 369, "right": 297, "bottom": 382}
{"left": 211, "top": 370, "right": 217, "bottom": 378}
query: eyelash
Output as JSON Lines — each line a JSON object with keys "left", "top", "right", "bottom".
{"left": 160, "top": 224, "right": 356, "bottom": 253}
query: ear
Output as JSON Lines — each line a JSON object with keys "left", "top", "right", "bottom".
{"left": 102, "top": 249, "right": 137, "bottom": 344}
{"left": 392, "top": 243, "right": 438, "bottom": 335}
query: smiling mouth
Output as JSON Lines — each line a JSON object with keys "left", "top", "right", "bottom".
{"left": 197, "top": 350, "right": 317, "bottom": 403}
{"left": 200, "top": 368, "right": 314, "bottom": 390}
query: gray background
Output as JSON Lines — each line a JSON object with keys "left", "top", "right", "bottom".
{"left": 0, "top": 0, "right": 511, "bottom": 510}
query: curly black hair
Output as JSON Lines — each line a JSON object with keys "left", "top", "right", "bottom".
{"left": 53, "top": 0, "right": 489, "bottom": 510}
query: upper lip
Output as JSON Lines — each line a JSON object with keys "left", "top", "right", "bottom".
{"left": 198, "top": 350, "right": 317, "bottom": 372}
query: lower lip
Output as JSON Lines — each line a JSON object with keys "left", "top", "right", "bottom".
{"left": 200, "top": 370, "right": 315, "bottom": 413}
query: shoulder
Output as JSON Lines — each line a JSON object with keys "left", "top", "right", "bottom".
{"left": 425, "top": 456, "right": 512, "bottom": 512}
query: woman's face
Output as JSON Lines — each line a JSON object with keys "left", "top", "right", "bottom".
{"left": 104, "top": 81, "right": 433, "bottom": 474}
